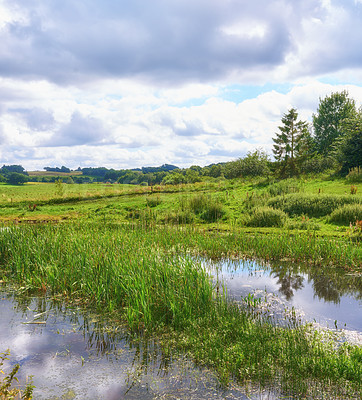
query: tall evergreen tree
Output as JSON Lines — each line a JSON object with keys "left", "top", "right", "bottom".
{"left": 273, "top": 108, "right": 309, "bottom": 177}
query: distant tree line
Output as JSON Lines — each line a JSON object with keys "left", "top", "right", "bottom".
{"left": 44, "top": 166, "right": 71, "bottom": 173}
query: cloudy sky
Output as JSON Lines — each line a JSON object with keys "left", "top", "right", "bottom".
{"left": 1, "top": 0, "right": 362, "bottom": 170}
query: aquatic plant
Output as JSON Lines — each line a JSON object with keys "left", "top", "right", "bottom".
{"left": 0, "top": 349, "right": 34, "bottom": 400}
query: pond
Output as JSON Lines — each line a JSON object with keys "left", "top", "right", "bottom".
{"left": 207, "top": 258, "right": 362, "bottom": 343}
{"left": 1, "top": 257, "right": 361, "bottom": 399}
{"left": 1, "top": 286, "right": 283, "bottom": 400}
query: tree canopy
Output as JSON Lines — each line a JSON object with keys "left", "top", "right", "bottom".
{"left": 339, "top": 108, "right": 362, "bottom": 174}
{"left": 312, "top": 91, "right": 356, "bottom": 156}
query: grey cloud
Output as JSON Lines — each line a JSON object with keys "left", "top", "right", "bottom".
{"left": 0, "top": 0, "right": 310, "bottom": 85}
{"left": 46, "top": 112, "right": 108, "bottom": 146}
{"left": 9, "top": 108, "right": 55, "bottom": 131}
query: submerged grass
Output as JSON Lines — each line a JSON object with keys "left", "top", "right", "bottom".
{"left": 0, "top": 222, "right": 361, "bottom": 398}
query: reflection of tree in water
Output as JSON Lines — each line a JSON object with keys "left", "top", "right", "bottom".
{"left": 310, "top": 274, "right": 341, "bottom": 304}
{"left": 271, "top": 265, "right": 304, "bottom": 301}
{"left": 270, "top": 260, "right": 362, "bottom": 304}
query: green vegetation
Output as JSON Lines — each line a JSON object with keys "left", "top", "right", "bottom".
{"left": 0, "top": 350, "right": 34, "bottom": 399}
{"left": 245, "top": 206, "right": 288, "bottom": 227}
{"left": 268, "top": 193, "right": 362, "bottom": 218}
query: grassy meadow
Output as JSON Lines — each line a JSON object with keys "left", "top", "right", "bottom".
{"left": 0, "top": 175, "right": 361, "bottom": 398}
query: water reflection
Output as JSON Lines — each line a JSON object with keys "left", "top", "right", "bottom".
{"left": 207, "top": 259, "right": 362, "bottom": 332}
{"left": 1, "top": 287, "right": 284, "bottom": 400}
{"left": 271, "top": 266, "right": 304, "bottom": 301}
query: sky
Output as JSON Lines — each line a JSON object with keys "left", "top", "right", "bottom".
{"left": 1, "top": 0, "right": 362, "bottom": 171}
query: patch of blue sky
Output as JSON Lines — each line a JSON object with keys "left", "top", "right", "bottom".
{"left": 172, "top": 98, "right": 211, "bottom": 108}
{"left": 220, "top": 83, "right": 293, "bottom": 103}
{"left": 166, "top": 83, "right": 294, "bottom": 108}
{"left": 318, "top": 76, "right": 362, "bottom": 87}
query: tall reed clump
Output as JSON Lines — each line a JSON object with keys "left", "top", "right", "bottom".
{"left": 185, "top": 194, "right": 225, "bottom": 222}
{"left": 0, "top": 223, "right": 213, "bottom": 331}
{"left": 268, "top": 193, "right": 362, "bottom": 218}
{"left": 244, "top": 206, "right": 288, "bottom": 227}
{"left": 267, "top": 178, "right": 303, "bottom": 197}
{"left": 329, "top": 204, "right": 362, "bottom": 225}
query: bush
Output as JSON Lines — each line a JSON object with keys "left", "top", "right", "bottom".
{"left": 268, "top": 193, "right": 362, "bottom": 217}
{"left": 245, "top": 206, "right": 287, "bottom": 227}
{"left": 299, "top": 155, "right": 337, "bottom": 174}
{"left": 329, "top": 204, "right": 362, "bottom": 225}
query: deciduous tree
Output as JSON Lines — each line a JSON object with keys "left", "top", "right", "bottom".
{"left": 312, "top": 91, "right": 356, "bottom": 155}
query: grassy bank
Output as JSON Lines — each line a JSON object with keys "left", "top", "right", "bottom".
{"left": 0, "top": 222, "right": 361, "bottom": 398}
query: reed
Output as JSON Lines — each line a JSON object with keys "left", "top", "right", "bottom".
{"left": 329, "top": 204, "right": 362, "bottom": 225}
{"left": 268, "top": 193, "right": 362, "bottom": 218}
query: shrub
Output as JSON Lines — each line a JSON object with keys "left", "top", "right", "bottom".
{"left": 329, "top": 204, "right": 362, "bottom": 225}
{"left": 245, "top": 206, "right": 287, "bottom": 227}
{"left": 299, "top": 155, "right": 337, "bottom": 174}
{"left": 268, "top": 193, "right": 362, "bottom": 217}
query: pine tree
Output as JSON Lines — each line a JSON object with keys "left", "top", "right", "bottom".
{"left": 273, "top": 108, "right": 309, "bottom": 177}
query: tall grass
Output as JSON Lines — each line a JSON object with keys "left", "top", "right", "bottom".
{"left": 268, "top": 193, "right": 362, "bottom": 217}
{"left": 346, "top": 167, "right": 362, "bottom": 183}
{"left": 244, "top": 206, "right": 287, "bottom": 227}
{"left": 0, "top": 223, "right": 212, "bottom": 331}
{"left": 329, "top": 204, "right": 362, "bottom": 225}
{"left": 267, "top": 178, "right": 303, "bottom": 197}
{"left": 181, "top": 194, "right": 226, "bottom": 222}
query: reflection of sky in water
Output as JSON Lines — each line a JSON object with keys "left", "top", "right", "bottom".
{"left": 208, "top": 260, "right": 362, "bottom": 332}
{"left": 0, "top": 289, "right": 281, "bottom": 400}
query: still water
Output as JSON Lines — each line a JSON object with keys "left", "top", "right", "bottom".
{"left": 1, "top": 258, "right": 361, "bottom": 398}
{"left": 1, "top": 286, "right": 279, "bottom": 400}
{"left": 208, "top": 258, "right": 362, "bottom": 340}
